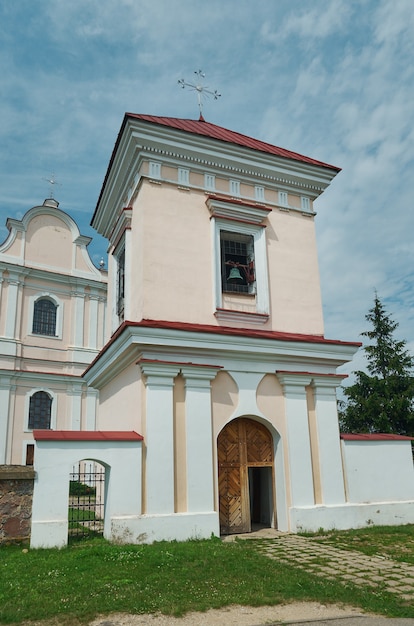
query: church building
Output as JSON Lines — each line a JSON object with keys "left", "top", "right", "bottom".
{"left": 82, "top": 113, "right": 364, "bottom": 539}
{"left": 9, "top": 113, "right": 414, "bottom": 548}
{"left": 0, "top": 199, "right": 107, "bottom": 466}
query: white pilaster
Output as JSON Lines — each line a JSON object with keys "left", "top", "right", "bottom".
{"left": 72, "top": 290, "right": 85, "bottom": 347}
{"left": 98, "top": 295, "right": 106, "bottom": 350}
{"left": 69, "top": 385, "right": 83, "bottom": 430}
{"left": 181, "top": 366, "right": 220, "bottom": 512}
{"left": 140, "top": 361, "right": 180, "bottom": 514}
{"left": 277, "top": 373, "right": 314, "bottom": 507}
{"left": 0, "top": 378, "right": 12, "bottom": 464}
{"left": 124, "top": 227, "right": 132, "bottom": 320}
{"left": 87, "top": 293, "right": 99, "bottom": 349}
{"left": 312, "top": 376, "right": 346, "bottom": 504}
{"left": 5, "top": 275, "right": 20, "bottom": 338}
{"left": 85, "top": 388, "right": 98, "bottom": 430}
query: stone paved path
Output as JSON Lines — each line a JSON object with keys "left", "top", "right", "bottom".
{"left": 247, "top": 532, "right": 414, "bottom": 603}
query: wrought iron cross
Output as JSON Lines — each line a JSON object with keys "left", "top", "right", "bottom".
{"left": 42, "top": 173, "right": 61, "bottom": 199}
{"left": 178, "top": 70, "right": 221, "bottom": 119}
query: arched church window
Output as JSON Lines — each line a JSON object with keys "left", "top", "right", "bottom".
{"left": 28, "top": 391, "right": 52, "bottom": 429}
{"left": 32, "top": 298, "right": 57, "bottom": 335}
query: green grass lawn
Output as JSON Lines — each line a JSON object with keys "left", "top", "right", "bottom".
{"left": 300, "top": 524, "right": 414, "bottom": 564}
{"left": 1, "top": 527, "right": 414, "bottom": 624}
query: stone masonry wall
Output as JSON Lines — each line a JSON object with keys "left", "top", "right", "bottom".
{"left": 0, "top": 465, "right": 35, "bottom": 544}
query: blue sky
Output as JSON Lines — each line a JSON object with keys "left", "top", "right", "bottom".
{"left": 0, "top": 0, "right": 413, "bottom": 381}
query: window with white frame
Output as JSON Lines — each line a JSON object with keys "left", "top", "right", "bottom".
{"left": 178, "top": 168, "right": 189, "bottom": 186}
{"left": 32, "top": 297, "right": 57, "bottom": 336}
{"left": 230, "top": 180, "right": 240, "bottom": 197}
{"left": 204, "top": 174, "right": 215, "bottom": 191}
{"left": 278, "top": 191, "right": 288, "bottom": 207}
{"left": 212, "top": 218, "right": 269, "bottom": 315}
{"left": 28, "top": 390, "right": 52, "bottom": 429}
{"left": 301, "top": 196, "right": 311, "bottom": 212}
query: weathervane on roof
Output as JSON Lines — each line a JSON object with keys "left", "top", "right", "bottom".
{"left": 178, "top": 70, "right": 221, "bottom": 120}
{"left": 42, "top": 173, "right": 61, "bottom": 199}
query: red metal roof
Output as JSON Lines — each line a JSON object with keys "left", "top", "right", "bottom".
{"left": 33, "top": 430, "right": 143, "bottom": 441}
{"left": 340, "top": 433, "right": 413, "bottom": 441}
{"left": 131, "top": 319, "right": 360, "bottom": 345}
{"left": 125, "top": 113, "right": 341, "bottom": 172}
{"left": 83, "top": 319, "right": 361, "bottom": 376}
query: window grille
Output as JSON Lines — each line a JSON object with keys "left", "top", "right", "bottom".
{"left": 220, "top": 231, "right": 255, "bottom": 294}
{"left": 32, "top": 298, "right": 57, "bottom": 335}
{"left": 28, "top": 391, "right": 52, "bottom": 429}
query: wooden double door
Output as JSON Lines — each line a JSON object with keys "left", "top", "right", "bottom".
{"left": 218, "top": 418, "right": 274, "bottom": 535}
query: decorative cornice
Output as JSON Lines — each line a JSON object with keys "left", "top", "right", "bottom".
{"left": 0, "top": 262, "right": 107, "bottom": 290}
{"left": 206, "top": 196, "right": 271, "bottom": 225}
{"left": 109, "top": 207, "right": 133, "bottom": 249}
{"left": 215, "top": 308, "right": 269, "bottom": 325}
{"left": 83, "top": 319, "right": 360, "bottom": 389}
{"left": 138, "top": 146, "right": 326, "bottom": 191}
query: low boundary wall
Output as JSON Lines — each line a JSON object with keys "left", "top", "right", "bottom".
{"left": 0, "top": 465, "right": 35, "bottom": 544}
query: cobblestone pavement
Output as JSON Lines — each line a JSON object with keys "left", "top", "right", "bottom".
{"left": 235, "top": 531, "right": 414, "bottom": 603}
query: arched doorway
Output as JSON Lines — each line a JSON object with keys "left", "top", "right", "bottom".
{"left": 218, "top": 417, "right": 275, "bottom": 535}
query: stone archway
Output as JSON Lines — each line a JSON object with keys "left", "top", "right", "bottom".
{"left": 218, "top": 417, "right": 274, "bottom": 535}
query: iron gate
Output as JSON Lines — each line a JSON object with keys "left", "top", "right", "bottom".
{"left": 68, "top": 462, "right": 105, "bottom": 542}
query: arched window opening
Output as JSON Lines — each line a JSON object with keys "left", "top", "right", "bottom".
{"left": 28, "top": 391, "right": 52, "bottom": 429}
{"left": 32, "top": 298, "right": 57, "bottom": 336}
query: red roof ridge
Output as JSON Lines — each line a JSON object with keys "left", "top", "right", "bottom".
{"left": 33, "top": 430, "right": 143, "bottom": 441}
{"left": 124, "top": 113, "right": 341, "bottom": 172}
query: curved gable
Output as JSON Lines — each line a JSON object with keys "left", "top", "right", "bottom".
{"left": 0, "top": 201, "right": 105, "bottom": 281}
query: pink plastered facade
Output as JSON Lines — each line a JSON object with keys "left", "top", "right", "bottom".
{"left": 0, "top": 199, "right": 107, "bottom": 465}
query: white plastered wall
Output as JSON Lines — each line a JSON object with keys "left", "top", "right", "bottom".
{"left": 31, "top": 438, "right": 142, "bottom": 548}
{"left": 342, "top": 439, "right": 414, "bottom": 503}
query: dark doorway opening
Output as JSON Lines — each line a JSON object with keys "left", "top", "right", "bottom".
{"left": 248, "top": 466, "right": 273, "bottom": 528}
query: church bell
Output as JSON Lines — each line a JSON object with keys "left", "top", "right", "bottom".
{"left": 228, "top": 266, "right": 243, "bottom": 282}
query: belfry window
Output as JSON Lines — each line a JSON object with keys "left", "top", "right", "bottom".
{"left": 220, "top": 231, "right": 255, "bottom": 294}
{"left": 32, "top": 298, "right": 57, "bottom": 336}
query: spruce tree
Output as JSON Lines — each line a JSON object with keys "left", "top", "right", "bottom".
{"left": 340, "top": 294, "right": 414, "bottom": 435}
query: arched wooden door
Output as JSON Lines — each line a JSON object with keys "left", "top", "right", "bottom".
{"left": 218, "top": 418, "right": 274, "bottom": 535}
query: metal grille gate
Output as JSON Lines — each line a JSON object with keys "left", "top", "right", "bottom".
{"left": 68, "top": 462, "right": 105, "bottom": 542}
